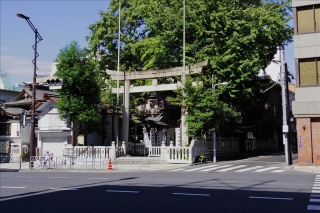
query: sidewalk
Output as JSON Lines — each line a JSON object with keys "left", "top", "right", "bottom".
{"left": 293, "top": 165, "right": 320, "bottom": 173}
{"left": 0, "top": 162, "right": 187, "bottom": 172}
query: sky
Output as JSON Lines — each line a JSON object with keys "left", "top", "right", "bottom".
{"left": 0, "top": 0, "right": 111, "bottom": 84}
{"left": 0, "top": 0, "right": 295, "bottom": 85}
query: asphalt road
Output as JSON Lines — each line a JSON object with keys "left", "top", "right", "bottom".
{"left": 0, "top": 165, "right": 317, "bottom": 213}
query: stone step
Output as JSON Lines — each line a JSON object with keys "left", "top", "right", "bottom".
{"left": 114, "top": 157, "right": 166, "bottom": 164}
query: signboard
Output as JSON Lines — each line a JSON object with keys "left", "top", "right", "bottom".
{"left": 49, "top": 85, "right": 62, "bottom": 90}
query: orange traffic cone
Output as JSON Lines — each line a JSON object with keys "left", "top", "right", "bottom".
{"left": 107, "top": 158, "right": 113, "bottom": 170}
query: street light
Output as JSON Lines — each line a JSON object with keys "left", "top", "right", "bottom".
{"left": 213, "top": 82, "right": 228, "bottom": 92}
{"left": 212, "top": 78, "right": 228, "bottom": 163}
{"left": 17, "top": 13, "right": 43, "bottom": 168}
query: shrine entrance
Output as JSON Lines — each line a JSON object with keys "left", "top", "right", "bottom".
{"left": 106, "top": 60, "right": 208, "bottom": 151}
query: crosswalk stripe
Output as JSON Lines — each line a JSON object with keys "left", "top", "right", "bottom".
{"left": 170, "top": 168, "right": 184, "bottom": 172}
{"left": 310, "top": 199, "right": 320, "bottom": 202}
{"left": 216, "top": 165, "right": 247, "bottom": 172}
{"left": 170, "top": 165, "right": 287, "bottom": 173}
{"left": 311, "top": 194, "right": 320, "bottom": 198}
{"left": 312, "top": 190, "right": 320, "bottom": 194}
{"left": 185, "top": 165, "right": 220, "bottom": 171}
{"left": 201, "top": 165, "right": 232, "bottom": 172}
{"left": 308, "top": 205, "right": 320, "bottom": 210}
{"left": 271, "top": 170, "right": 285, "bottom": 173}
{"left": 254, "top": 167, "right": 279, "bottom": 172}
{"left": 235, "top": 166, "right": 264, "bottom": 172}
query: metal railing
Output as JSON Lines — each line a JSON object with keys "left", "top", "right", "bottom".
{"left": 30, "top": 156, "right": 116, "bottom": 170}
{"left": 0, "top": 156, "right": 23, "bottom": 169}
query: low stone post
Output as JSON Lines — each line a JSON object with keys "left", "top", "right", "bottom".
{"left": 161, "top": 141, "right": 166, "bottom": 161}
{"left": 121, "top": 141, "right": 126, "bottom": 155}
{"left": 110, "top": 141, "right": 116, "bottom": 159}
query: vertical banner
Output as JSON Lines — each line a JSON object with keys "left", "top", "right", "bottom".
{"left": 150, "top": 128, "right": 155, "bottom": 146}
{"left": 156, "top": 130, "right": 162, "bottom": 146}
{"left": 175, "top": 128, "right": 181, "bottom": 147}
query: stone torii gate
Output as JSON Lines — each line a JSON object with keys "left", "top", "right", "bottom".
{"left": 106, "top": 60, "right": 208, "bottom": 149}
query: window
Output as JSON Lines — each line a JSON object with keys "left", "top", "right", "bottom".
{"left": 297, "top": 5, "right": 320, "bottom": 33}
{"left": 0, "top": 123, "right": 11, "bottom": 135}
{"left": 299, "top": 58, "right": 320, "bottom": 86}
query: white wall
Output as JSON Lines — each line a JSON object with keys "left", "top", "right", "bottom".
{"left": 38, "top": 102, "right": 69, "bottom": 131}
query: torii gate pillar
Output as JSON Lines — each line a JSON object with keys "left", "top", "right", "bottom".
{"left": 122, "top": 79, "right": 130, "bottom": 148}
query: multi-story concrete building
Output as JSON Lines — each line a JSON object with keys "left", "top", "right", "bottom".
{"left": 292, "top": 0, "right": 320, "bottom": 165}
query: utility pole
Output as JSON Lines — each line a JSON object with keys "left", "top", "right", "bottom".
{"left": 285, "top": 61, "right": 292, "bottom": 165}
{"left": 280, "top": 46, "right": 292, "bottom": 166}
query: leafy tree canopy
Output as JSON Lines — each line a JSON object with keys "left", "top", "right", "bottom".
{"left": 87, "top": 0, "right": 293, "bottom": 137}
{"left": 55, "top": 41, "right": 102, "bottom": 133}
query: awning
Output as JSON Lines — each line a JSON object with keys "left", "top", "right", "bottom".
{"left": 131, "top": 115, "right": 170, "bottom": 126}
{"left": 145, "top": 115, "right": 169, "bottom": 126}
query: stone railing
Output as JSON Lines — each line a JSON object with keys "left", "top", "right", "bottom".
{"left": 148, "top": 146, "right": 161, "bottom": 157}
{"left": 128, "top": 139, "right": 206, "bottom": 164}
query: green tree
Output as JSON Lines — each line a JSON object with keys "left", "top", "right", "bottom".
{"left": 55, "top": 41, "right": 102, "bottom": 145}
{"left": 87, "top": 0, "right": 293, "bottom": 137}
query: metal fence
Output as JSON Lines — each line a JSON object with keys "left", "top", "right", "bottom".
{"left": 30, "top": 156, "right": 117, "bottom": 170}
{"left": 0, "top": 156, "right": 23, "bottom": 169}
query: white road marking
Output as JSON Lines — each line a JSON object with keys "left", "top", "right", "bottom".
{"left": 311, "top": 190, "right": 320, "bottom": 194}
{"left": 311, "top": 194, "right": 320, "bottom": 198}
{"left": 254, "top": 167, "right": 279, "bottom": 172}
{"left": 1, "top": 186, "right": 27, "bottom": 189}
{"left": 249, "top": 196, "right": 293, "bottom": 200}
{"left": 185, "top": 165, "right": 220, "bottom": 171}
{"left": 314, "top": 187, "right": 320, "bottom": 190}
{"left": 313, "top": 184, "right": 320, "bottom": 186}
{"left": 170, "top": 168, "right": 184, "bottom": 172}
{"left": 172, "top": 193, "right": 210, "bottom": 196}
{"left": 271, "top": 170, "right": 285, "bottom": 173}
{"left": 49, "top": 177, "right": 69, "bottom": 179}
{"left": 308, "top": 205, "right": 320, "bottom": 210}
{"left": 87, "top": 178, "right": 108, "bottom": 180}
{"left": 49, "top": 188, "right": 78, "bottom": 191}
{"left": 202, "top": 165, "right": 232, "bottom": 172}
{"left": 216, "top": 165, "right": 247, "bottom": 172}
{"left": 310, "top": 199, "right": 320, "bottom": 202}
{"left": 235, "top": 166, "right": 264, "bottom": 172}
{"left": 106, "top": 190, "right": 139, "bottom": 193}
